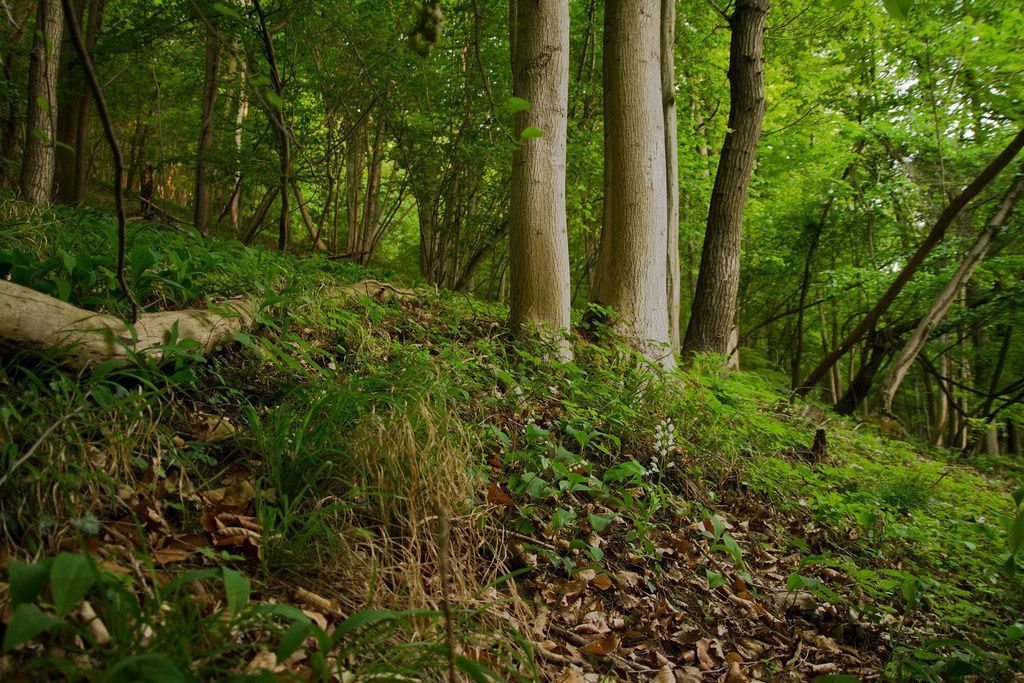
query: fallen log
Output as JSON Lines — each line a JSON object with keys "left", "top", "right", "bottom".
{"left": 0, "top": 280, "right": 255, "bottom": 369}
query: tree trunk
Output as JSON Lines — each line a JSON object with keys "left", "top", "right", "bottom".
{"left": 52, "top": 0, "right": 84, "bottom": 203}
{"left": 193, "top": 22, "right": 221, "bottom": 235}
{"left": 593, "top": 0, "right": 673, "bottom": 369}
{"left": 0, "top": 280, "right": 254, "bottom": 370}
{"left": 346, "top": 118, "right": 366, "bottom": 255}
{"left": 0, "top": 0, "right": 35, "bottom": 189}
{"left": 662, "top": 0, "right": 680, "bottom": 357}
{"left": 507, "top": 0, "right": 572, "bottom": 350}
{"left": 878, "top": 175, "right": 1024, "bottom": 413}
{"left": 359, "top": 122, "right": 384, "bottom": 265}
{"left": 681, "top": 0, "right": 769, "bottom": 361}
{"left": 254, "top": 0, "right": 289, "bottom": 251}
{"left": 229, "top": 50, "right": 247, "bottom": 233}
{"left": 796, "top": 127, "right": 1024, "bottom": 397}
{"left": 19, "top": 0, "right": 64, "bottom": 204}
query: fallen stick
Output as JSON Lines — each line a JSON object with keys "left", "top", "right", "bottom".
{"left": 0, "top": 280, "right": 255, "bottom": 369}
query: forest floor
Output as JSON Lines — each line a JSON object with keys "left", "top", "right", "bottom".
{"left": 1, "top": 198, "right": 1023, "bottom": 681}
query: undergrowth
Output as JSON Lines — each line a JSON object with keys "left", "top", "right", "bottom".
{"left": 1, "top": 199, "right": 1023, "bottom": 680}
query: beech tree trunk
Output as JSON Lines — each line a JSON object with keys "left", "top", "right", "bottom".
{"left": 193, "top": 22, "right": 221, "bottom": 235}
{"left": 796, "top": 126, "right": 1024, "bottom": 397}
{"left": 19, "top": 0, "right": 64, "bottom": 204}
{"left": 593, "top": 0, "right": 673, "bottom": 368}
{"left": 879, "top": 175, "right": 1024, "bottom": 413}
{"left": 681, "top": 0, "right": 769, "bottom": 361}
{"left": 662, "top": 0, "right": 680, "bottom": 357}
{"left": 507, "top": 0, "right": 572, "bottom": 348}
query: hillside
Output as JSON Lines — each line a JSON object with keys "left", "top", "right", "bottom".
{"left": 1, "top": 201, "right": 1022, "bottom": 681}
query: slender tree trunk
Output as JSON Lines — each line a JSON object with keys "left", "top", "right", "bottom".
{"left": 346, "top": 118, "right": 366, "bottom": 254}
{"left": 229, "top": 52, "right": 247, "bottom": 233}
{"left": 254, "top": 0, "right": 289, "bottom": 251}
{"left": 0, "top": 0, "right": 34, "bottom": 189}
{"left": 593, "top": 0, "right": 673, "bottom": 368}
{"left": 52, "top": 0, "right": 84, "bottom": 202}
{"left": 19, "top": 0, "right": 64, "bottom": 204}
{"left": 796, "top": 127, "right": 1024, "bottom": 396}
{"left": 879, "top": 175, "right": 1024, "bottom": 412}
{"left": 662, "top": 0, "right": 680, "bottom": 357}
{"left": 507, "top": 0, "right": 572, "bottom": 351}
{"left": 193, "top": 22, "right": 221, "bottom": 235}
{"left": 53, "top": 0, "right": 100, "bottom": 203}
{"left": 360, "top": 122, "right": 383, "bottom": 265}
{"left": 682, "top": 0, "right": 769, "bottom": 361}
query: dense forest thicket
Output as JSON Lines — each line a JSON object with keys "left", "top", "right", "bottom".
{"left": 1, "top": 0, "right": 1023, "bottom": 680}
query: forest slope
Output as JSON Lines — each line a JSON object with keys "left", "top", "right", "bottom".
{"left": 1, "top": 200, "right": 1023, "bottom": 681}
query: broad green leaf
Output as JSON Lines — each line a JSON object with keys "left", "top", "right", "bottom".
{"left": 1006, "top": 623, "right": 1024, "bottom": 642}
{"left": 706, "top": 570, "right": 727, "bottom": 589}
{"left": 588, "top": 513, "right": 617, "bottom": 533}
{"left": 3, "top": 604, "right": 57, "bottom": 651}
{"left": 222, "top": 567, "right": 250, "bottom": 617}
{"left": 8, "top": 559, "right": 50, "bottom": 607}
{"left": 1010, "top": 507, "right": 1024, "bottom": 555}
{"left": 519, "top": 126, "right": 544, "bottom": 139}
{"left": 50, "top": 553, "right": 94, "bottom": 618}
{"left": 502, "top": 96, "right": 530, "bottom": 115}
{"left": 881, "top": 0, "right": 912, "bottom": 20}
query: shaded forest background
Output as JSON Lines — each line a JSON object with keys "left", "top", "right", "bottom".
{"left": 1, "top": 0, "right": 1023, "bottom": 449}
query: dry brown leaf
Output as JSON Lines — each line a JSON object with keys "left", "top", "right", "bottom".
{"left": 650, "top": 664, "right": 674, "bottom": 683}
{"left": 191, "top": 415, "right": 236, "bottom": 443}
{"left": 580, "top": 634, "right": 619, "bottom": 656}
{"left": 201, "top": 480, "right": 256, "bottom": 508}
{"left": 695, "top": 638, "right": 717, "bottom": 670}
{"left": 591, "top": 573, "right": 613, "bottom": 591}
{"left": 244, "top": 650, "right": 280, "bottom": 674}
{"left": 485, "top": 483, "right": 515, "bottom": 506}
{"left": 294, "top": 588, "right": 343, "bottom": 617}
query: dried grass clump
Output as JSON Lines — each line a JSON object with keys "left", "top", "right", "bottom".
{"left": 336, "top": 398, "right": 530, "bottom": 630}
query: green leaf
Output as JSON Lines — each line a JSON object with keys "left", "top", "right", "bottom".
{"left": 519, "top": 126, "right": 544, "bottom": 139}
{"left": 211, "top": 2, "right": 241, "bottom": 20}
{"left": 107, "top": 654, "right": 186, "bottom": 683}
{"left": 333, "top": 609, "right": 396, "bottom": 640}
{"left": 1009, "top": 507, "right": 1024, "bottom": 556}
{"left": 3, "top": 604, "right": 57, "bottom": 651}
{"left": 814, "top": 676, "right": 860, "bottom": 683}
{"left": 456, "top": 655, "right": 505, "bottom": 682}
{"left": 50, "top": 553, "right": 94, "bottom": 618}
{"left": 706, "top": 570, "right": 727, "bottom": 589}
{"left": 588, "top": 513, "right": 617, "bottom": 533}
{"left": 8, "top": 559, "right": 50, "bottom": 607}
{"left": 550, "top": 507, "right": 575, "bottom": 530}
{"left": 881, "top": 0, "right": 912, "bottom": 20}
{"left": 222, "top": 567, "right": 250, "bottom": 617}
{"left": 276, "top": 620, "right": 311, "bottom": 662}
{"left": 501, "top": 96, "right": 530, "bottom": 115}
{"left": 1006, "top": 623, "right": 1024, "bottom": 642}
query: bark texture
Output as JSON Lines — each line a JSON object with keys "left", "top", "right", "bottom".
{"left": 508, "top": 0, "right": 572, "bottom": 345}
{"left": 193, "top": 23, "right": 221, "bottom": 235}
{"left": 594, "top": 0, "right": 673, "bottom": 368}
{"left": 661, "top": 0, "right": 680, "bottom": 356}
{"left": 0, "top": 280, "right": 254, "bottom": 369}
{"left": 19, "top": 0, "right": 64, "bottom": 204}
{"left": 681, "top": 0, "right": 769, "bottom": 360}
